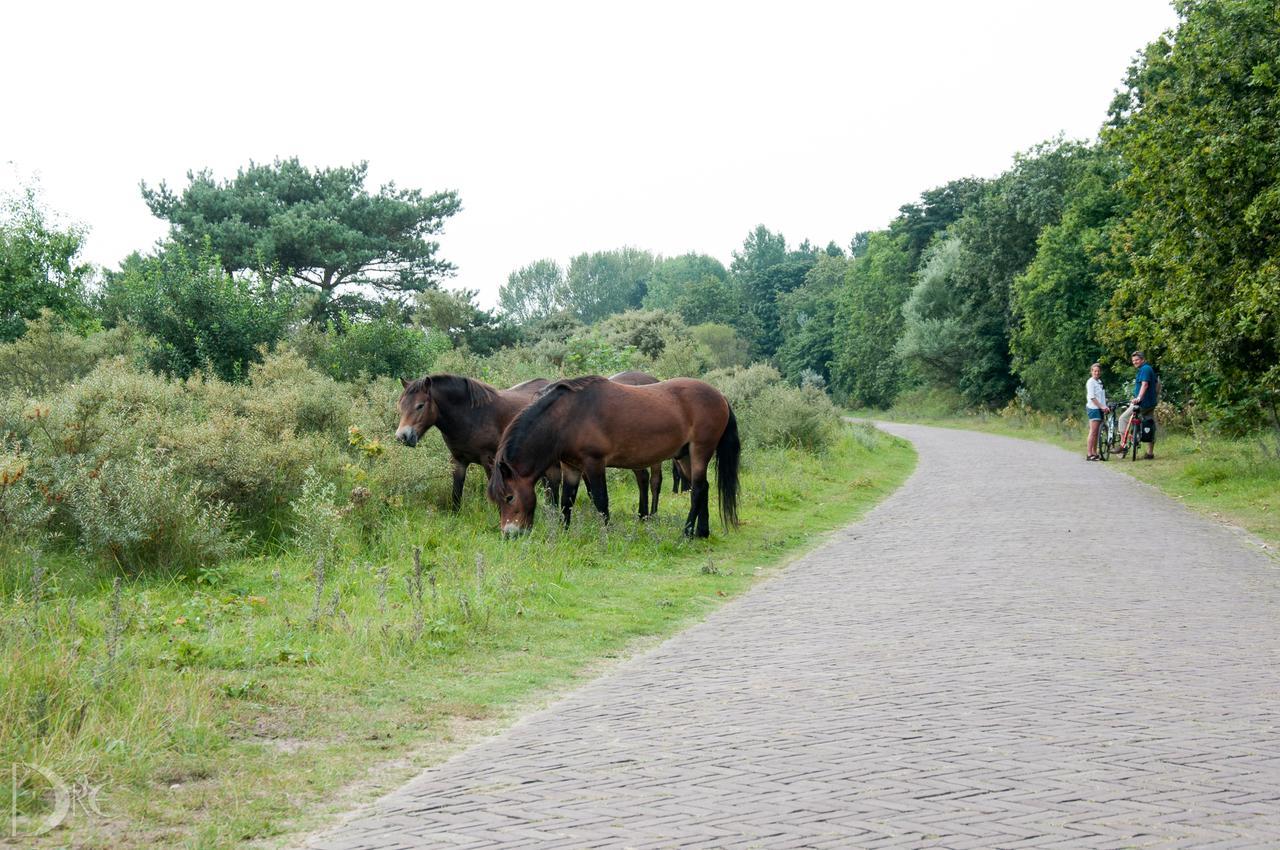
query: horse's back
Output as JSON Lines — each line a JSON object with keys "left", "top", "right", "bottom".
{"left": 592, "top": 377, "right": 730, "bottom": 448}
{"left": 608, "top": 370, "right": 659, "bottom": 386}
{"left": 507, "top": 377, "right": 551, "bottom": 395}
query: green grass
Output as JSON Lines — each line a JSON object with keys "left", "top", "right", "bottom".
{"left": 858, "top": 401, "right": 1280, "bottom": 550}
{"left": 1, "top": 424, "right": 914, "bottom": 849}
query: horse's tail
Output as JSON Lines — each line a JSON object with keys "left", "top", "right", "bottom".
{"left": 715, "top": 406, "right": 740, "bottom": 528}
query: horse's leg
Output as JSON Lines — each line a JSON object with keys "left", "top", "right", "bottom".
{"left": 450, "top": 458, "right": 468, "bottom": 511}
{"left": 673, "top": 446, "right": 691, "bottom": 493}
{"left": 633, "top": 468, "right": 650, "bottom": 519}
{"left": 542, "top": 464, "right": 562, "bottom": 507}
{"left": 560, "top": 467, "right": 581, "bottom": 528}
{"left": 682, "top": 453, "right": 711, "bottom": 538}
{"left": 583, "top": 460, "right": 610, "bottom": 524}
{"left": 649, "top": 463, "right": 662, "bottom": 516}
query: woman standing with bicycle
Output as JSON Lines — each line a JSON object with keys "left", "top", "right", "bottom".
{"left": 1086, "top": 362, "right": 1109, "bottom": 461}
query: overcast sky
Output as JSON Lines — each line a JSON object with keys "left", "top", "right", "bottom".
{"left": 3, "top": 1, "right": 1178, "bottom": 308}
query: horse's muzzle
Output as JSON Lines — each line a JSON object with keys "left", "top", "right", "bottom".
{"left": 396, "top": 426, "right": 418, "bottom": 448}
{"left": 501, "top": 522, "right": 530, "bottom": 538}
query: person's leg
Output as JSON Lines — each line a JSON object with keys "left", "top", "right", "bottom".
{"left": 1118, "top": 405, "right": 1134, "bottom": 446}
{"left": 1087, "top": 419, "right": 1100, "bottom": 458}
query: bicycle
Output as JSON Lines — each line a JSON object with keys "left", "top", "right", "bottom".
{"left": 1118, "top": 403, "right": 1143, "bottom": 461}
{"left": 1097, "top": 405, "right": 1120, "bottom": 460}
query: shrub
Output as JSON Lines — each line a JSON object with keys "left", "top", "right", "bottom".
{"left": 0, "top": 439, "right": 53, "bottom": 544}
{"left": 561, "top": 333, "right": 642, "bottom": 376}
{"left": 741, "top": 384, "right": 841, "bottom": 452}
{"left": 106, "top": 242, "right": 296, "bottom": 381}
{"left": 63, "top": 447, "right": 238, "bottom": 572}
{"left": 597, "top": 309, "right": 686, "bottom": 359}
{"left": 651, "top": 337, "right": 711, "bottom": 379}
{"left": 705, "top": 363, "right": 841, "bottom": 452}
{"left": 236, "top": 348, "right": 355, "bottom": 440}
{"left": 689, "top": 323, "right": 750, "bottom": 369}
{"left": 704, "top": 363, "right": 786, "bottom": 407}
{"left": 289, "top": 468, "right": 342, "bottom": 556}
{"left": 0, "top": 312, "right": 146, "bottom": 397}
{"left": 301, "top": 316, "right": 448, "bottom": 382}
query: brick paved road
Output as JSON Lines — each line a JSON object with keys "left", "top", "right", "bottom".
{"left": 305, "top": 424, "right": 1280, "bottom": 849}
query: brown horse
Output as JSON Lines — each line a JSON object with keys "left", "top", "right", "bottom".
{"left": 396, "top": 375, "right": 556, "bottom": 509}
{"left": 611, "top": 371, "right": 691, "bottom": 496}
{"left": 602, "top": 371, "right": 666, "bottom": 519}
{"left": 488, "top": 376, "right": 740, "bottom": 538}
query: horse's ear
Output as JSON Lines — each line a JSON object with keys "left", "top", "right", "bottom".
{"left": 400, "top": 377, "right": 409, "bottom": 389}
{"left": 498, "top": 460, "right": 513, "bottom": 479}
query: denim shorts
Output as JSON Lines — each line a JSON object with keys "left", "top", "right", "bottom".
{"left": 1087, "top": 407, "right": 1103, "bottom": 421}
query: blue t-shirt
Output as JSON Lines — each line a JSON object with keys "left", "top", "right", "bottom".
{"left": 1133, "top": 363, "right": 1157, "bottom": 408}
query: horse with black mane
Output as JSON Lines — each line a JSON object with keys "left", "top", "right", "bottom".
{"left": 488, "top": 375, "right": 740, "bottom": 538}
{"left": 395, "top": 375, "right": 556, "bottom": 509}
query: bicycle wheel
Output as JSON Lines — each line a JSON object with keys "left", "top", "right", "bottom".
{"left": 1098, "top": 420, "right": 1111, "bottom": 460}
{"left": 1129, "top": 421, "right": 1141, "bottom": 461}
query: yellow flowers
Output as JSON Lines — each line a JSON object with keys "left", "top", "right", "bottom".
{"left": 347, "top": 425, "right": 385, "bottom": 458}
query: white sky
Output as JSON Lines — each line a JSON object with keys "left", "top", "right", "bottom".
{"left": 3, "top": 1, "right": 1178, "bottom": 309}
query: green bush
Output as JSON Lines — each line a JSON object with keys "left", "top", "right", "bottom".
{"left": 561, "top": 333, "right": 643, "bottom": 376}
{"left": 689, "top": 323, "right": 750, "bottom": 369}
{"left": 0, "top": 312, "right": 147, "bottom": 397}
{"left": 64, "top": 447, "right": 238, "bottom": 572}
{"left": 705, "top": 363, "right": 841, "bottom": 451}
{"left": 597, "top": 309, "right": 685, "bottom": 359}
{"left": 704, "top": 363, "right": 786, "bottom": 406}
{"left": 651, "top": 337, "right": 711, "bottom": 379}
{"left": 105, "top": 242, "right": 296, "bottom": 381}
{"left": 299, "top": 316, "right": 448, "bottom": 382}
{"left": 742, "top": 384, "right": 841, "bottom": 451}
{"left": 0, "top": 439, "right": 52, "bottom": 544}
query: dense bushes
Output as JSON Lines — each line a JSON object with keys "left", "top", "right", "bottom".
{"left": 105, "top": 243, "right": 296, "bottom": 381}
{"left": 706, "top": 363, "right": 841, "bottom": 452}
{"left": 0, "top": 348, "right": 449, "bottom": 572}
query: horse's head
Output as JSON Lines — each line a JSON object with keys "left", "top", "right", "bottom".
{"left": 396, "top": 378, "right": 438, "bottom": 447}
{"left": 488, "top": 459, "right": 537, "bottom": 537}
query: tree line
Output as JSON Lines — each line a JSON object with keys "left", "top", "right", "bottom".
{"left": 2, "top": 0, "right": 1276, "bottom": 431}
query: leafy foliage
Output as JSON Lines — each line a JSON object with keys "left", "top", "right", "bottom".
{"left": 0, "top": 186, "right": 93, "bottom": 342}
{"left": 300, "top": 314, "right": 448, "bottom": 383}
{"left": 499, "top": 259, "right": 564, "bottom": 324}
{"left": 776, "top": 254, "right": 844, "bottom": 386}
{"left": 107, "top": 242, "right": 296, "bottom": 381}
{"left": 412, "top": 288, "right": 518, "bottom": 355}
{"left": 728, "top": 226, "right": 816, "bottom": 357}
{"left": 561, "top": 248, "right": 655, "bottom": 323}
{"left": 1102, "top": 0, "right": 1280, "bottom": 429}
{"left": 141, "top": 158, "right": 461, "bottom": 321}
{"left": 831, "top": 233, "right": 914, "bottom": 407}
{"left": 895, "top": 236, "right": 969, "bottom": 393}
{"left": 943, "top": 140, "right": 1092, "bottom": 406}
{"left": 1011, "top": 148, "right": 1128, "bottom": 411}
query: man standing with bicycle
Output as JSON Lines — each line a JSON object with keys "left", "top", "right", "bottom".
{"left": 1127, "top": 350, "right": 1159, "bottom": 460}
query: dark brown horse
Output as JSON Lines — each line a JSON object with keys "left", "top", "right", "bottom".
{"left": 611, "top": 371, "right": 691, "bottom": 495}
{"left": 604, "top": 371, "right": 667, "bottom": 519}
{"left": 488, "top": 376, "right": 740, "bottom": 538}
{"left": 396, "top": 375, "right": 555, "bottom": 509}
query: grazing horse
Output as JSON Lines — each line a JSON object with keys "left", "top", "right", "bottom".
{"left": 395, "top": 375, "right": 555, "bottom": 510}
{"left": 488, "top": 376, "right": 740, "bottom": 538}
{"left": 609, "top": 368, "right": 691, "bottom": 494}
{"left": 598, "top": 371, "right": 667, "bottom": 519}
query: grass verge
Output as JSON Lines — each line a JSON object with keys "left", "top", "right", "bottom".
{"left": 858, "top": 403, "right": 1279, "bottom": 550}
{"left": 1, "top": 423, "right": 914, "bottom": 850}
